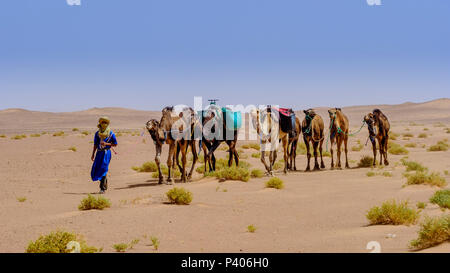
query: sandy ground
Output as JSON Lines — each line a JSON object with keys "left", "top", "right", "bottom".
{"left": 0, "top": 99, "right": 449, "bottom": 253}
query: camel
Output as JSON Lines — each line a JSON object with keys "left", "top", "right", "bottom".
{"left": 287, "top": 116, "right": 301, "bottom": 171}
{"left": 328, "top": 108, "right": 350, "bottom": 169}
{"left": 250, "top": 107, "right": 290, "bottom": 175}
{"left": 364, "top": 109, "right": 390, "bottom": 166}
{"left": 302, "top": 109, "right": 325, "bottom": 171}
{"left": 200, "top": 105, "right": 239, "bottom": 172}
{"left": 156, "top": 106, "right": 201, "bottom": 183}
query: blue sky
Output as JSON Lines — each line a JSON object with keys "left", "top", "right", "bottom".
{"left": 0, "top": 0, "right": 449, "bottom": 112}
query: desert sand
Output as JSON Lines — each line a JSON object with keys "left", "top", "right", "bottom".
{"left": 0, "top": 99, "right": 449, "bottom": 253}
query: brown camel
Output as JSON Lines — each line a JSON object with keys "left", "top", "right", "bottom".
{"left": 250, "top": 107, "right": 290, "bottom": 175}
{"left": 302, "top": 109, "right": 325, "bottom": 171}
{"left": 364, "top": 109, "right": 390, "bottom": 166}
{"left": 328, "top": 108, "right": 350, "bottom": 169}
{"left": 200, "top": 106, "right": 239, "bottom": 172}
{"left": 157, "top": 106, "right": 200, "bottom": 183}
{"left": 287, "top": 116, "right": 301, "bottom": 171}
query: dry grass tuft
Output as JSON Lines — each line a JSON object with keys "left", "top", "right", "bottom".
{"left": 366, "top": 200, "right": 419, "bottom": 226}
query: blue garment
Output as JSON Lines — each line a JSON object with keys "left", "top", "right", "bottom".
{"left": 91, "top": 131, "right": 118, "bottom": 181}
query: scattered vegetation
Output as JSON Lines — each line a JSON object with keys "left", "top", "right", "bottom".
{"left": 404, "top": 143, "right": 417, "bottom": 148}
{"left": 265, "top": 177, "right": 284, "bottom": 189}
{"left": 273, "top": 160, "right": 284, "bottom": 171}
{"left": 404, "top": 171, "right": 447, "bottom": 187}
{"left": 113, "top": 243, "right": 129, "bottom": 253}
{"left": 81, "top": 131, "right": 90, "bottom": 136}
{"left": 247, "top": 225, "right": 257, "bottom": 233}
{"left": 389, "top": 132, "right": 399, "bottom": 140}
{"left": 366, "top": 200, "right": 419, "bottom": 226}
{"left": 132, "top": 161, "right": 158, "bottom": 172}
{"left": 403, "top": 133, "right": 414, "bottom": 138}
{"left": 211, "top": 166, "right": 250, "bottom": 182}
{"left": 250, "top": 169, "right": 264, "bottom": 178}
{"left": 417, "top": 202, "right": 427, "bottom": 210}
{"left": 150, "top": 236, "right": 160, "bottom": 250}
{"left": 388, "top": 142, "right": 409, "bottom": 155}
{"left": 72, "top": 128, "right": 79, "bottom": 132}
{"left": 17, "top": 197, "right": 27, "bottom": 202}
{"left": 427, "top": 140, "right": 449, "bottom": 152}
{"left": 401, "top": 158, "right": 428, "bottom": 172}
{"left": 409, "top": 215, "right": 450, "bottom": 250}
{"left": 358, "top": 155, "right": 374, "bottom": 168}
{"left": 78, "top": 194, "right": 111, "bottom": 210}
{"left": 26, "top": 230, "right": 99, "bottom": 253}
{"left": 352, "top": 144, "right": 363, "bottom": 152}
{"left": 53, "top": 131, "right": 65, "bottom": 137}
{"left": 12, "top": 134, "right": 27, "bottom": 140}
{"left": 418, "top": 133, "right": 428, "bottom": 138}
{"left": 0, "top": 134, "right": 6, "bottom": 138}
{"left": 166, "top": 187, "right": 193, "bottom": 205}
{"left": 68, "top": 146, "right": 77, "bottom": 152}
{"left": 251, "top": 153, "right": 260, "bottom": 158}
{"left": 30, "top": 134, "right": 41, "bottom": 138}
{"left": 429, "top": 190, "right": 450, "bottom": 209}
{"left": 366, "top": 171, "right": 376, "bottom": 177}
{"left": 242, "top": 143, "right": 260, "bottom": 151}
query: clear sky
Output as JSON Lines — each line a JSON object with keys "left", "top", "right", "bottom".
{"left": 0, "top": 0, "right": 449, "bottom": 112}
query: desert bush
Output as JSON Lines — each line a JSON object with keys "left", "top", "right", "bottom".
{"left": 78, "top": 194, "right": 111, "bottom": 210}
{"left": 68, "top": 146, "right": 77, "bottom": 152}
{"left": 273, "top": 160, "right": 284, "bottom": 171}
{"left": 404, "top": 143, "right": 417, "bottom": 148}
{"left": 242, "top": 143, "right": 260, "bottom": 150}
{"left": 151, "top": 165, "right": 181, "bottom": 178}
{"left": 433, "top": 122, "right": 445, "bottom": 128}
{"left": 26, "top": 230, "right": 99, "bottom": 253}
{"left": 382, "top": 171, "right": 393, "bottom": 177}
{"left": 12, "top": 135, "right": 27, "bottom": 140}
{"left": 251, "top": 153, "right": 260, "bottom": 158}
{"left": 427, "top": 140, "right": 449, "bottom": 152}
{"left": 358, "top": 155, "right": 374, "bottom": 168}
{"left": 429, "top": 190, "right": 450, "bottom": 209}
{"left": 389, "top": 133, "right": 398, "bottom": 140}
{"left": 423, "top": 128, "right": 429, "bottom": 131}
{"left": 405, "top": 171, "right": 447, "bottom": 187}
{"left": 388, "top": 142, "right": 409, "bottom": 155}
{"left": 30, "top": 134, "right": 41, "bottom": 138}
{"left": 417, "top": 202, "right": 427, "bottom": 209}
{"left": 81, "top": 131, "right": 90, "bottom": 136}
{"left": 366, "top": 171, "right": 376, "bottom": 177}
{"left": 247, "top": 225, "right": 257, "bottom": 233}
{"left": 366, "top": 200, "right": 419, "bottom": 225}
{"left": 17, "top": 197, "right": 27, "bottom": 202}
{"left": 352, "top": 144, "right": 363, "bottom": 152}
{"left": 166, "top": 187, "right": 193, "bottom": 205}
{"left": 403, "top": 133, "right": 414, "bottom": 138}
{"left": 401, "top": 159, "right": 428, "bottom": 172}
{"left": 322, "top": 151, "right": 331, "bottom": 157}
{"left": 251, "top": 169, "right": 264, "bottom": 178}
{"left": 446, "top": 128, "right": 450, "bottom": 134}
{"left": 53, "top": 131, "right": 65, "bottom": 137}
{"left": 214, "top": 166, "right": 250, "bottom": 182}
{"left": 113, "top": 243, "right": 128, "bottom": 252}
{"left": 150, "top": 236, "right": 160, "bottom": 250}
{"left": 265, "top": 177, "right": 284, "bottom": 189}
{"left": 0, "top": 134, "right": 6, "bottom": 138}
{"left": 418, "top": 133, "right": 428, "bottom": 138}
{"left": 72, "top": 128, "right": 79, "bottom": 132}
{"left": 409, "top": 215, "right": 450, "bottom": 250}
{"left": 133, "top": 161, "right": 158, "bottom": 172}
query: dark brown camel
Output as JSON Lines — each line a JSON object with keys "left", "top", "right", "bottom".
{"left": 328, "top": 108, "right": 350, "bottom": 169}
{"left": 302, "top": 109, "right": 325, "bottom": 171}
{"left": 364, "top": 109, "right": 390, "bottom": 166}
{"left": 250, "top": 107, "right": 290, "bottom": 175}
{"left": 287, "top": 116, "right": 301, "bottom": 171}
{"left": 200, "top": 106, "right": 239, "bottom": 172}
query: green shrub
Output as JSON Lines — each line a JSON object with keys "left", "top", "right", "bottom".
{"left": 429, "top": 190, "right": 450, "bottom": 209}
{"left": 0, "top": 134, "right": 6, "bottom": 138}
{"left": 53, "top": 131, "right": 65, "bottom": 137}
{"left": 423, "top": 128, "right": 429, "bottom": 131}
{"left": 133, "top": 161, "right": 158, "bottom": 172}
{"left": 405, "top": 171, "right": 447, "bottom": 187}
{"left": 81, "top": 131, "right": 90, "bottom": 136}
{"left": 17, "top": 197, "right": 27, "bottom": 202}
{"left": 242, "top": 143, "right": 260, "bottom": 150}
{"left": 78, "top": 194, "right": 111, "bottom": 210}
{"left": 417, "top": 202, "right": 427, "bottom": 209}
{"left": 352, "top": 144, "right": 363, "bottom": 152}
{"left": 251, "top": 169, "right": 264, "bottom": 178}
{"left": 247, "top": 225, "right": 257, "bottom": 233}
{"left": 272, "top": 160, "right": 284, "bottom": 171}
{"left": 401, "top": 159, "right": 428, "bottom": 172}
{"left": 427, "top": 140, "right": 449, "bottom": 152}
{"left": 113, "top": 243, "right": 128, "bottom": 253}
{"left": 366, "top": 171, "right": 376, "bottom": 177}
{"left": 251, "top": 153, "right": 260, "bottom": 158}
{"left": 30, "top": 134, "right": 41, "bottom": 138}
{"left": 265, "top": 177, "right": 284, "bottom": 189}
{"left": 214, "top": 166, "right": 250, "bottom": 182}
{"left": 358, "top": 155, "right": 374, "bottom": 168}
{"left": 68, "top": 146, "right": 77, "bottom": 152}
{"left": 418, "top": 133, "right": 428, "bottom": 138}
{"left": 409, "top": 215, "right": 450, "bottom": 250}
{"left": 72, "top": 128, "right": 79, "bottom": 132}
{"left": 26, "top": 230, "right": 99, "bottom": 253}
{"left": 366, "top": 200, "right": 419, "bottom": 225}
{"left": 322, "top": 151, "right": 331, "bottom": 157}
{"left": 388, "top": 142, "right": 409, "bottom": 155}
{"left": 166, "top": 187, "right": 193, "bottom": 205}
{"left": 12, "top": 135, "right": 27, "bottom": 140}
{"left": 150, "top": 236, "right": 160, "bottom": 250}
{"left": 382, "top": 171, "right": 393, "bottom": 177}
{"left": 389, "top": 133, "right": 398, "bottom": 140}
{"left": 403, "top": 133, "right": 414, "bottom": 138}
{"left": 404, "top": 143, "right": 417, "bottom": 148}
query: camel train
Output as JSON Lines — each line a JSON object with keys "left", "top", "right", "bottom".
{"left": 145, "top": 103, "right": 390, "bottom": 184}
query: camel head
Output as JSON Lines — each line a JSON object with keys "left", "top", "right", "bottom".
{"left": 328, "top": 108, "right": 341, "bottom": 119}
{"left": 146, "top": 119, "right": 165, "bottom": 142}
{"left": 364, "top": 113, "right": 376, "bottom": 136}
{"left": 304, "top": 109, "right": 316, "bottom": 120}
{"left": 160, "top": 106, "right": 175, "bottom": 131}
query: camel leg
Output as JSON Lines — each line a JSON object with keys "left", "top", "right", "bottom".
{"left": 371, "top": 140, "right": 377, "bottom": 167}
{"left": 167, "top": 143, "right": 176, "bottom": 184}
{"left": 292, "top": 139, "right": 298, "bottom": 171}
{"left": 232, "top": 141, "right": 239, "bottom": 167}
{"left": 313, "top": 141, "right": 320, "bottom": 171}
{"left": 384, "top": 137, "right": 389, "bottom": 166}
{"left": 155, "top": 144, "right": 163, "bottom": 184}
{"left": 180, "top": 142, "right": 188, "bottom": 183}
{"left": 319, "top": 138, "right": 325, "bottom": 169}
{"left": 226, "top": 140, "right": 236, "bottom": 167}
{"left": 187, "top": 141, "right": 198, "bottom": 180}
{"left": 330, "top": 137, "right": 335, "bottom": 169}
{"left": 336, "top": 137, "right": 342, "bottom": 169}
{"left": 344, "top": 136, "right": 349, "bottom": 169}
{"left": 282, "top": 136, "right": 289, "bottom": 174}
{"left": 261, "top": 150, "right": 271, "bottom": 175}
{"left": 305, "top": 138, "right": 311, "bottom": 172}
{"left": 176, "top": 143, "right": 183, "bottom": 173}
